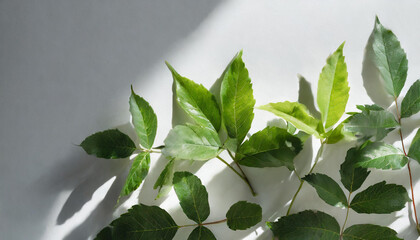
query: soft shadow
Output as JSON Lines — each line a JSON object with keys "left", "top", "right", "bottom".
{"left": 298, "top": 74, "right": 321, "bottom": 119}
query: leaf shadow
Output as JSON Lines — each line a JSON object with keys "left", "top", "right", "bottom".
{"left": 298, "top": 74, "right": 321, "bottom": 119}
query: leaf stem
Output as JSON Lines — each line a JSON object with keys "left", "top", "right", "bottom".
{"left": 340, "top": 191, "right": 352, "bottom": 239}
{"left": 395, "top": 98, "right": 420, "bottom": 233}
{"left": 179, "top": 219, "right": 227, "bottom": 228}
{"left": 228, "top": 149, "right": 257, "bottom": 196}
{"left": 216, "top": 156, "right": 256, "bottom": 196}
{"left": 286, "top": 140, "right": 325, "bottom": 216}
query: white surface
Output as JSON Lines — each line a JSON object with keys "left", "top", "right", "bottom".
{"left": 2, "top": 0, "right": 420, "bottom": 239}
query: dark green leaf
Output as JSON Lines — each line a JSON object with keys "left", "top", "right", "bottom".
{"left": 166, "top": 63, "right": 221, "bottom": 131}
{"left": 317, "top": 42, "right": 349, "bottom": 129}
{"left": 408, "top": 128, "right": 420, "bottom": 164}
{"left": 237, "top": 126, "right": 302, "bottom": 170}
{"left": 344, "top": 104, "right": 398, "bottom": 141}
{"left": 221, "top": 51, "right": 255, "bottom": 145}
{"left": 162, "top": 124, "right": 221, "bottom": 161}
{"left": 95, "top": 227, "right": 112, "bottom": 240}
{"left": 120, "top": 152, "right": 150, "bottom": 197}
{"left": 303, "top": 173, "right": 348, "bottom": 208}
{"left": 153, "top": 158, "right": 175, "bottom": 199}
{"left": 355, "top": 141, "right": 407, "bottom": 170}
{"left": 350, "top": 181, "right": 410, "bottom": 214}
{"left": 401, "top": 79, "right": 420, "bottom": 118}
{"left": 129, "top": 87, "right": 157, "bottom": 149}
{"left": 370, "top": 17, "right": 408, "bottom": 98}
{"left": 173, "top": 172, "right": 210, "bottom": 223}
{"left": 258, "top": 101, "right": 323, "bottom": 137}
{"left": 343, "top": 224, "right": 401, "bottom": 240}
{"left": 226, "top": 201, "right": 262, "bottom": 230}
{"left": 340, "top": 147, "right": 370, "bottom": 192}
{"left": 187, "top": 226, "right": 216, "bottom": 240}
{"left": 106, "top": 204, "right": 178, "bottom": 240}
{"left": 267, "top": 210, "right": 340, "bottom": 240}
{"left": 80, "top": 129, "right": 136, "bottom": 159}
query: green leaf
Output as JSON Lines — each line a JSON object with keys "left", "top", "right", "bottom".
{"left": 226, "top": 201, "right": 262, "bottom": 230}
{"left": 80, "top": 129, "right": 136, "bottom": 159}
{"left": 105, "top": 204, "right": 178, "bottom": 240}
{"left": 162, "top": 124, "right": 222, "bottom": 161}
{"left": 237, "top": 126, "right": 302, "bottom": 170}
{"left": 401, "top": 79, "right": 420, "bottom": 118}
{"left": 355, "top": 141, "right": 407, "bottom": 170}
{"left": 95, "top": 227, "right": 112, "bottom": 240}
{"left": 317, "top": 42, "right": 349, "bottom": 129}
{"left": 303, "top": 173, "right": 348, "bottom": 208}
{"left": 408, "top": 128, "right": 420, "bottom": 164}
{"left": 129, "top": 87, "right": 157, "bottom": 149}
{"left": 344, "top": 104, "right": 398, "bottom": 141}
{"left": 173, "top": 171, "right": 210, "bottom": 224}
{"left": 221, "top": 51, "right": 255, "bottom": 145}
{"left": 370, "top": 17, "right": 408, "bottom": 98}
{"left": 166, "top": 62, "right": 221, "bottom": 131}
{"left": 342, "top": 224, "right": 402, "bottom": 240}
{"left": 267, "top": 210, "right": 340, "bottom": 240}
{"left": 153, "top": 158, "right": 175, "bottom": 199}
{"left": 350, "top": 181, "right": 410, "bottom": 214}
{"left": 325, "top": 121, "right": 355, "bottom": 144}
{"left": 258, "top": 101, "right": 322, "bottom": 137}
{"left": 340, "top": 147, "right": 370, "bottom": 192}
{"left": 120, "top": 152, "right": 150, "bottom": 197}
{"left": 187, "top": 226, "right": 216, "bottom": 240}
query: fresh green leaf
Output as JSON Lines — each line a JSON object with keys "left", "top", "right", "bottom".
{"left": 350, "top": 181, "right": 410, "bottom": 214}
{"left": 173, "top": 171, "right": 210, "bottom": 224}
{"left": 80, "top": 129, "right": 136, "bottom": 159}
{"left": 344, "top": 104, "right": 398, "bottom": 141}
{"left": 317, "top": 42, "right": 349, "bottom": 129}
{"left": 303, "top": 173, "right": 348, "bottom": 208}
{"left": 267, "top": 210, "right": 340, "bottom": 240}
{"left": 408, "top": 128, "right": 420, "bottom": 164}
{"left": 401, "top": 79, "right": 420, "bottom": 118}
{"left": 226, "top": 201, "right": 262, "bottom": 230}
{"left": 370, "top": 17, "right": 408, "bottom": 98}
{"left": 342, "top": 224, "right": 401, "bottom": 240}
{"left": 355, "top": 141, "right": 407, "bottom": 170}
{"left": 325, "top": 120, "right": 356, "bottom": 144}
{"left": 258, "top": 101, "right": 323, "bottom": 137}
{"left": 340, "top": 147, "right": 370, "bottom": 192}
{"left": 120, "top": 152, "right": 150, "bottom": 197}
{"left": 153, "top": 158, "right": 175, "bottom": 199}
{"left": 129, "top": 87, "right": 158, "bottom": 149}
{"left": 104, "top": 204, "right": 178, "bottom": 240}
{"left": 237, "top": 126, "right": 302, "bottom": 170}
{"left": 163, "top": 124, "right": 222, "bottom": 161}
{"left": 221, "top": 51, "right": 255, "bottom": 145}
{"left": 166, "top": 62, "right": 221, "bottom": 131}
{"left": 187, "top": 226, "right": 216, "bottom": 240}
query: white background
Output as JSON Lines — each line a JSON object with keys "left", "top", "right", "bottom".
{"left": 2, "top": 0, "right": 420, "bottom": 239}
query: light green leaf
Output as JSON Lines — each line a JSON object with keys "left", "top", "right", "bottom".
{"left": 344, "top": 104, "right": 398, "bottom": 141}
{"left": 166, "top": 62, "right": 221, "bottom": 131}
{"left": 317, "top": 42, "right": 349, "bottom": 129}
{"left": 80, "top": 129, "right": 136, "bottom": 159}
{"left": 187, "top": 226, "right": 216, "bottom": 240}
{"left": 153, "top": 158, "right": 175, "bottom": 199}
{"left": 350, "top": 181, "right": 410, "bottom": 214}
{"left": 173, "top": 171, "right": 210, "bottom": 224}
{"left": 221, "top": 51, "right": 255, "bottom": 145}
{"left": 340, "top": 147, "right": 370, "bottom": 192}
{"left": 325, "top": 121, "right": 355, "bottom": 144}
{"left": 226, "top": 201, "right": 262, "bottom": 230}
{"left": 303, "top": 173, "right": 348, "bottom": 208}
{"left": 370, "top": 17, "right": 408, "bottom": 98}
{"left": 401, "top": 79, "right": 420, "bottom": 118}
{"left": 408, "top": 128, "right": 420, "bottom": 164}
{"left": 129, "top": 87, "right": 157, "bottom": 149}
{"left": 162, "top": 124, "right": 222, "bottom": 161}
{"left": 343, "top": 224, "right": 402, "bottom": 240}
{"left": 267, "top": 210, "right": 340, "bottom": 240}
{"left": 237, "top": 126, "right": 302, "bottom": 170}
{"left": 120, "top": 152, "right": 150, "bottom": 197}
{"left": 355, "top": 141, "right": 407, "bottom": 170}
{"left": 102, "top": 204, "right": 178, "bottom": 240}
{"left": 258, "top": 101, "right": 322, "bottom": 138}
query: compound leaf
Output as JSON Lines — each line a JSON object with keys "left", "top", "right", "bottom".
{"left": 342, "top": 224, "right": 401, "bottom": 240}
{"left": 153, "top": 158, "right": 175, "bottom": 199}
{"left": 303, "top": 173, "right": 348, "bottom": 208}
{"left": 408, "top": 128, "right": 420, "bottom": 164}
{"left": 120, "top": 152, "right": 150, "bottom": 197}
{"left": 226, "top": 201, "right": 262, "bottom": 230}
{"left": 355, "top": 141, "right": 407, "bottom": 170}
{"left": 187, "top": 226, "right": 216, "bottom": 240}
{"left": 340, "top": 147, "right": 370, "bottom": 192}
{"left": 401, "top": 79, "right": 420, "bottom": 118}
